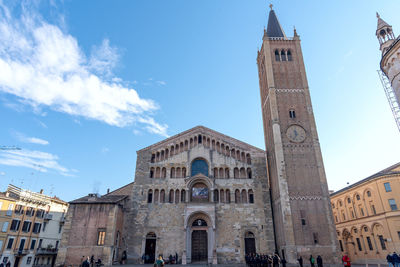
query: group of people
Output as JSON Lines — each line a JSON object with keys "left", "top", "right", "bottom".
{"left": 245, "top": 253, "right": 285, "bottom": 267}
{"left": 245, "top": 253, "right": 324, "bottom": 267}
{"left": 387, "top": 252, "right": 400, "bottom": 267}
{"left": 0, "top": 260, "right": 11, "bottom": 267}
{"left": 148, "top": 254, "right": 179, "bottom": 266}
{"left": 80, "top": 256, "right": 102, "bottom": 267}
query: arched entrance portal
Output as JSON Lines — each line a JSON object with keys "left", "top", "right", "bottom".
{"left": 244, "top": 231, "right": 256, "bottom": 255}
{"left": 144, "top": 232, "right": 156, "bottom": 263}
{"left": 191, "top": 219, "right": 208, "bottom": 262}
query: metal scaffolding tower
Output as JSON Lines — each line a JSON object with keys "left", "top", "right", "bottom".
{"left": 378, "top": 70, "right": 400, "bottom": 132}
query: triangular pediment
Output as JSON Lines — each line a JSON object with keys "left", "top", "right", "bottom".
{"left": 138, "top": 125, "right": 264, "bottom": 155}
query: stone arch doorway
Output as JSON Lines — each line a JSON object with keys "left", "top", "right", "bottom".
{"left": 191, "top": 219, "right": 208, "bottom": 262}
{"left": 184, "top": 212, "right": 216, "bottom": 264}
{"left": 144, "top": 232, "right": 156, "bottom": 263}
{"left": 244, "top": 231, "right": 256, "bottom": 255}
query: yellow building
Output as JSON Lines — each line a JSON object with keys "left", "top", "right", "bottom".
{"left": 0, "top": 185, "right": 68, "bottom": 267}
{"left": 0, "top": 192, "right": 16, "bottom": 257}
{"left": 330, "top": 163, "right": 400, "bottom": 264}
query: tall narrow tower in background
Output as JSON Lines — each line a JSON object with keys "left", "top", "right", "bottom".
{"left": 376, "top": 13, "right": 400, "bottom": 132}
{"left": 257, "top": 6, "right": 340, "bottom": 263}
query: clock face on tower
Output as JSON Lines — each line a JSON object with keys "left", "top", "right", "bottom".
{"left": 286, "top": 125, "right": 306, "bottom": 143}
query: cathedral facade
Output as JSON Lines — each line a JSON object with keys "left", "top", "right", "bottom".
{"left": 57, "top": 7, "right": 340, "bottom": 266}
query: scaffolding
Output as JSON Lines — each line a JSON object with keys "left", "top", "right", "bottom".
{"left": 377, "top": 70, "right": 400, "bottom": 132}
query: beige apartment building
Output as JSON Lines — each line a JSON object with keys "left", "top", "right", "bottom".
{"left": 330, "top": 163, "right": 400, "bottom": 264}
{"left": 0, "top": 185, "right": 68, "bottom": 267}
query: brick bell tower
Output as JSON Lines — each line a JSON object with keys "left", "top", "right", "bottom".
{"left": 257, "top": 6, "right": 340, "bottom": 264}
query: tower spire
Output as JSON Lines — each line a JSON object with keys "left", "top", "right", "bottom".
{"left": 266, "top": 6, "right": 286, "bottom": 38}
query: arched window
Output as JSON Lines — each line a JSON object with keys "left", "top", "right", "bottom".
{"left": 155, "top": 167, "right": 160, "bottom": 178}
{"left": 165, "top": 149, "right": 169, "bottom": 159}
{"left": 287, "top": 50, "right": 292, "bottom": 61}
{"left": 289, "top": 109, "right": 296, "bottom": 118}
{"left": 367, "top": 191, "right": 371, "bottom": 197}
{"left": 213, "top": 189, "right": 219, "bottom": 202}
{"left": 356, "top": 194, "right": 361, "bottom": 201}
{"left": 176, "top": 167, "right": 181, "bottom": 178}
{"left": 151, "top": 154, "right": 155, "bottom": 163}
{"left": 226, "top": 190, "right": 231, "bottom": 203}
{"left": 156, "top": 152, "right": 160, "bottom": 162}
{"left": 150, "top": 168, "right": 154, "bottom": 178}
{"left": 161, "top": 168, "right": 166, "bottom": 178}
{"left": 231, "top": 149, "right": 235, "bottom": 159}
{"left": 181, "top": 189, "right": 186, "bottom": 202}
{"left": 169, "top": 190, "right": 174, "bottom": 203}
{"left": 154, "top": 189, "right": 159, "bottom": 203}
{"left": 194, "top": 136, "right": 198, "bottom": 145}
{"left": 235, "top": 189, "right": 241, "bottom": 203}
{"left": 148, "top": 190, "right": 153, "bottom": 203}
{"left": 347, "top": 198, "right": 351, "bottom": 204}
{"left": 198, "top": 135, "right": 202, "bottom": 144}
{"left": 219, "top": 168, "right": 224, "bottom": 179}
{"left": 236, "top": 150, "right": 240, "bottom": 160}
{"left": 246, "top": 154, "right": 251, "bottom": 164}
{"left": 182, "top": 167, "right": 187, "bottom": 178}
{"left": 275, "top": 50, "right": 280, "bottom": 61}
{"left": 160, "top": 190, "right": 165, "bottom": 203}
{"left": 281, "top": 50, "right": 287, "bottom": 61}
{"left": 191, "top": 158, "right": 209, "bottom": 176}
{"left": 170, "top": 146, "right": 174, "bottom": 156}
{"left": 247, "top": 168, "right": 252, "bottom": 179}
{"left": 191, "top": 183, "right": 209, "bottom": 202}
{"left": 241, "top": 190, "right": 248, "bottom": 203}
{"left": 225, "top": 168, "right": 230, "bottom": 179}
{"left": 240, "top": 168, "right": 246, "bottom": 178}
{"left": 234, "top": 168, "right": 239, "bottom": 178}
{"left": 175, "top": 190, "right": 180, "bottom": 204}
{"left": 220, "top": 189, "right": 225, "bottom": 203}
{"left": 180, "top": 142, "right": 184, "bottom": 152}
{"left": 185, "top": 140, "right": 188, "bottom": 150}
{"left": 241, "top": 152, "right": 245, "bottom": 161}
{"left": 213, "top": 168, "right": 218, "bottom": 178}
{"left": 160, "top": 150, "right": 164, "bottom": 161}
{"left": 190, "top": 138, "right": 194, "bottom": 148}
{"left": 170, "top": 168, "right": 175, "bottom": 178}
{"left": 248, "top": 189, "right": 254, "bottom": 203}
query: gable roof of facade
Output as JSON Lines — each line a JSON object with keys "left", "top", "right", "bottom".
{"left": 330, "top": 162, "right": 400, "bottom": 197}
{"left": 70, "top": 194, "right": 128, "bottom": 204}
{"left": 137, "top": 125, "right": 265, "bottom": 154}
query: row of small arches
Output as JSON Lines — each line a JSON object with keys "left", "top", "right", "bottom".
{"left": 213, "top": 167, "right": 252, "bottom": 179}
{"left": 214, "top": 189, "right": 254, "bottom": 204}
{"left": 275, "top": 49, "right": 293, "bottom": 62}
{"left": 146, "top": 189, "right": 254, "bottom": 204}
{"left": 151, "top": 134, "right": 252, "bottom": 164}
{"left": 147, "top": 189, "right": 187, "bottom": 204}
{"left": 150, "top": 167, "right": 252, "bottom": 179}
{"left": 332, "top": 190, "right": 373, "bottom": 209}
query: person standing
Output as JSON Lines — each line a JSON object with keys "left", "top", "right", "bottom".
{"left": 121, "top": 250, "right": 127, "bottom": 264}
{"left": 317, "top": 255, "right": 323, "bottom": 267}
{"left": 342, "top": 254, "right": 351, "bottom": 267}
{"left": 298, "top": 256, "right": 303, "bottom": 267}
{"left": 5, "top": 261, "right": 11, "bottom": 267}
{"left": 387, "top": 253, "right": 394, "bottom": 267}
{"left": 392, "top": 252, "right": 400, "bottom": 267}
{"left": 309, "top": 255, "right": 315, "bottom": 267}
{"left": 281, "top": 257, "right": 287, "bottom": 267}
{"left": 273, "top": 253, "right": 280, "bottom": 267}
{"left": 155, "top": 255, "right": 164, "bottom": 267}
{"left": 82, "top": 257, "right": 90, "bottom": 267}
{"left": 90, "top": 255, "right": 94, "bottom": 267}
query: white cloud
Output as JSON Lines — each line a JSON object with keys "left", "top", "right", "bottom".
{"left": 14, "top": 131, "right": 49, "bottom": 145}
{"left": 0, "top": 149, "right": 72, "bottom": 176}
{"left": 0, "top": 171, "right": 5, "bottom": 175}
{"left": 101, "top": 147, "right": 109, "bottom": 154}
{"left": 0, "top": 2, "right": 168, "bottom": 137}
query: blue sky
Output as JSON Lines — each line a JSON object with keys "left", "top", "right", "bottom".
{"left": 0, "top": 0, "right": 398, "bottom": 201}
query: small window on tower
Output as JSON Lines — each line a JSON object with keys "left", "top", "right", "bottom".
{"left": 287, "top": 50, "right": 293, "bottom": 61}
{"left": 289, "top": 110, "right": 296, "bottom": 118}
{"left": 281, "top": 50, "right": 287, "bottom": 61}
{"left": 275, "top": 50, "right": 280, "bottom": 61}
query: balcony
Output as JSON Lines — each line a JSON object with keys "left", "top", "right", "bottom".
{"left": 36, "top": 248, "right": 58, "bottom": 255}
{"left": 43, "top": 214, "right": 53, "bottom": 220}
{"left": 13, "top": 249, "right": 30, "bottom": 256}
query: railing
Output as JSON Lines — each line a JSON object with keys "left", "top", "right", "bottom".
{"left": 36, "top": 248, "right": 58, "bottom": 255}
{"left": 13, "top": 249, "right": 29, "bottom": 255}
{"left": 44, "top": 213, "right": 53, "bottom": 220}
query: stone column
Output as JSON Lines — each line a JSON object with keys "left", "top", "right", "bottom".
{"left": 360, "top": 235, "right": 367, "bottom": 254}
{"left": 371, "top": 233, "right": 379, "bottom": 254}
